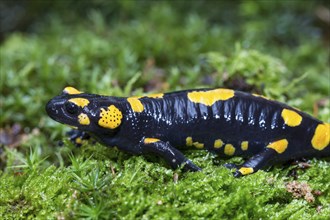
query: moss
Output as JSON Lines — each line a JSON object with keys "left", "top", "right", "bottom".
{"left": 0, "top": 166, "right": 74, "bottom": 219}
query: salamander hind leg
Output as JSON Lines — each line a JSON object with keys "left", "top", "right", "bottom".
{"left": 141, "top": 138, "right": 201, "bottom": 172}
{"left": 231, "top": 148, "right": 277, "bottom": 177}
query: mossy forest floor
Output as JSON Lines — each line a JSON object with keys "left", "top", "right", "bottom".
{"left": 0, "top": 1, "right": 329, "bottom": 219}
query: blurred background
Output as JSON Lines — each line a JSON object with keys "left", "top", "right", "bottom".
{"left": 1, "top": 0, "right": 330, "bottom": 44}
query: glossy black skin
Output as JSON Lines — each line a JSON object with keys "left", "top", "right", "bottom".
{"left": 46, "top": 88, "right": 330, "bottom": 176}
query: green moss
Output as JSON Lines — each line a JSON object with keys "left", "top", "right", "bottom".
{"left": 0, "top": 166, "right": 74, "bottom": 219}
{"left": 1, "top": 1, "right": 329, "bottom": 219}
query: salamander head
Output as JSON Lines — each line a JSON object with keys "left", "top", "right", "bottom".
{"left": 46, "top": 87, "right": 123, "bottom": 134}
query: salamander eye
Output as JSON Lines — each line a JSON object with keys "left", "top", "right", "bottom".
{"left": 65, "top": 101, "right": 79, "bottom": 115}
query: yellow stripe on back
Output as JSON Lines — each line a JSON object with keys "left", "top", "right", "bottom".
{"left": 281, "top": 109, "right": 302, "bottom": 127}
{"left": 127, "top": 97, "right": 144, "bottom": 113}
{"left": 187, "top": 89, "right": 234, "bottom": 106}
{"left": 146, "top": 93, "right": 164, "bottom": 98}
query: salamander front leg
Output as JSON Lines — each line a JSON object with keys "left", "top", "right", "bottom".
{"left": 141, "top": 138, "right": 201, "bottom": 172}
{"left": 67, "top": 129, "right": 91, "bottom": 147}
{"left": 232, "top": 148, "right": 277, "bottom": 177}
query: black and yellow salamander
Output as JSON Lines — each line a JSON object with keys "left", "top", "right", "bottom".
{"left": 46, "top": 87, "right": 330, "bottom": 177}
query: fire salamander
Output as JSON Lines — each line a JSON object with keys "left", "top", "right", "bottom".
{"left": 46, "top": 87, "right": 330, "bottom": 177}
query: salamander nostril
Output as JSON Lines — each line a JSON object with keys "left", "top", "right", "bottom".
{"left": 46, "top": 100, "right": 60, "bottom": 116}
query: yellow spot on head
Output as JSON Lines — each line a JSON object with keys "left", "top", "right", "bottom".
{"left": 224, "top": 144, "right": 235, "bottom": 156}
{"left": 311, "top": 123, "right": 330, "bottom": 151}
{"left": 146, "top": 93, "right": 164, "bottom": 98}
{"left": 241, "top": 141, "right": 249, "bottom": 151}
{"left": 238, "top": 167, "right": 254, "bottom": 175}
{"left": 186, "top": 137, "right": 193, "bottom": 147}
{"left": 267, "top": 139, "right": 288, "bottom": 154}
{"left": 127, "top": 97, "right": 144, "bottom": 113}
{"left": 69, "top": 98, "right": 90, "bottom": 108}
{"left": 214, "top": 139, "right": 224, "bottom": 148}
{"left": 63, "top": 87, "right": 82, "bottom": 95}
{"left": 187, "top": 88, "right": 235, "bottom": 106}
{"left": 144, "top": 138, "right": 160, "bottom": 144}
{"left": 281, "top": 109, "right": 302, "bottom": 127}
{"left": 78, "top": 113, "right": 90, "bottom": 125}
{"left": 98, "top": 105, "right": 123, "bottom": 129}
